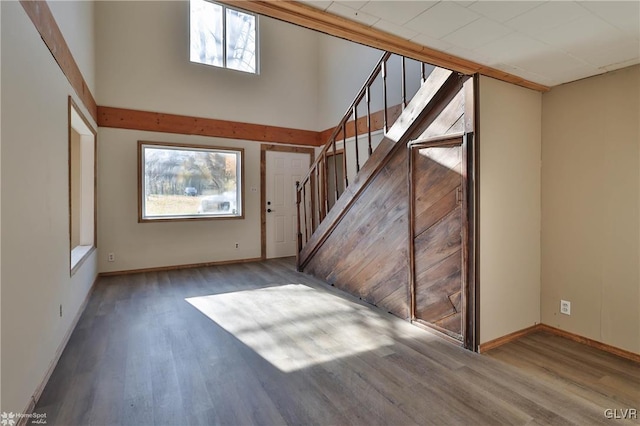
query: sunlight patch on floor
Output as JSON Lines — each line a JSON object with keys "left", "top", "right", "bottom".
{"left": 186, "top": 284, "right": 394, "bottom": 372}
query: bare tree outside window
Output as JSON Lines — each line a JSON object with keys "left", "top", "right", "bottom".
{"left": 139, "top": 142, "right": 243, "bottom": 221}
{"left": 190, "top": 0, "right": 257, "bottom": 74}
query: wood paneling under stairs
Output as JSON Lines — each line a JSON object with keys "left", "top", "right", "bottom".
{"left": 412, "top": 143, "right": 465, "bottom": 339}
{"left": 302, "top": 77, "right": 468, "bottom": 327}
{"left": 302, "top": 90, "right": 466, "bottom": 330}
{"left": 305, "top": 145, "right": 410, "bottom": 318}
{"left": 29, "top": 259, "right": 635, "bottom": 426}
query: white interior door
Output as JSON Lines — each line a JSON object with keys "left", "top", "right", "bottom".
{"left": 266, "top": 150, "right": 310, "bottom": 258}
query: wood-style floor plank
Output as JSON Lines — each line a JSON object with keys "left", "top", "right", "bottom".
{"left": 30, "top": 258, "right": 639, "bottom": 425}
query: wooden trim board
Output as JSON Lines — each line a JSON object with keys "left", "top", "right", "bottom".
{"left": 98, "top": 257, "right": 264, "bottom": 276}
{"left": 478, "top": 324, "right": 541, "bottom": 353}
{"left": 479, "top": 323, "right": 640, "bottom": 363}
{"left": 20, "top": 0, "right": 98, "bottom": 122}
{"left": 68, "top": 96, "right": 98, "bottom": 276}
{"left": 538, "top": 324, "right": 640, "bottom": 364}
{"left": 220, "top": 0, "right": 549, "bottom": 93}
{"left": 98, "top": 106, "right": 323, "bottom": 147}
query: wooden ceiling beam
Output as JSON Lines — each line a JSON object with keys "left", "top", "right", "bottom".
{"left": 220, "top": 0, "right": 550, "bottom": 92}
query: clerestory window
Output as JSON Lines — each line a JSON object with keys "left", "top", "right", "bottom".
{"left": 190, "top": 0, "right": 259, "bottom": 74}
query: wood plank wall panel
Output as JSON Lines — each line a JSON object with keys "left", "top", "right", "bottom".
{"left": 20, "top": 0, "right": 98, "bottom": 122}
{"left": 98, "top": 106, "right": 323, "bottom": 147}
{"left": 414, "top": 90, "right": 465, "bottom": 141}
{"left": 304, "top": 146, "right": 410, "bottom": 318}
{"left": 412, "top": 145, "right": 464, "bottom": 338}
{"left": 301, "top": 74, "right": 467, "bottom": 322}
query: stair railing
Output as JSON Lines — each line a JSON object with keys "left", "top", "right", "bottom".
{"left": 296, "top": 52, "right": 434, "bottom": 253}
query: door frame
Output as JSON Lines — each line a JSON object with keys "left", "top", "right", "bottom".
{"left": 260, "top": 144, "right": 315, "bottom": 260}
{"left": 406, "top": 77, "right": 478, "bottom": 351}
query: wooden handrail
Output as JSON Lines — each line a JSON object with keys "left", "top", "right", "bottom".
{"left": 297, "top": 50, "right": 445, "bottom": 250}
{"left": 299, "top": 52, "right": 392, "bottom": 186}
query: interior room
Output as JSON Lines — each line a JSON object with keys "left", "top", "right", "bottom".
{"left": 1, "top": 1, "right": 638, "bottom": 424}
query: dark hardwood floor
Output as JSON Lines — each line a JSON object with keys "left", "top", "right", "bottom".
{"left": 31, "top": 258, "right": 639, "bottom": 425}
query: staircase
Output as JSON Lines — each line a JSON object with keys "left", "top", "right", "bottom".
{"left": 295, "top": 52, "right": 473, "bottom": 341}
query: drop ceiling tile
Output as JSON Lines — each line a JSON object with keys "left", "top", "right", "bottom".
{"left": 405, "top": 2, "right": 481, "bottom": 39}
{"left": 577, "top": 40, "right": 640, "bottom": 69}
{"left": 373, "top": 19, "right": 419, "bottom": 40}
{"left": 580, "top": 1, "right": 640, "bottom": 38}
{"left": 360, "top": 1, "right": 438, "bottom": 26}
{"left": 493, "top": 63, "right": 552, "bottom": 87}
{"left": 534, "top": 15, "right": 631, "bottom": 62}
{"left": 509, "top": 49, "right": 590, "bottom": 76}
{"left": 445, "top": 45, "right": 494, "bottom": 65}
{"left": 475, "top": 32, "right": 551, "bottom": 64}
{"left": 327, "top": 2, "right": 379, "bottom": 26}
{"left": 603, "top": 57, "right": 640, "bottom": 72}
{"left": 454, "top": 1, "right": 477, "bottom": 7}
{"left": 505, "top": 2, "right": 591, "bottom": 36}
{"left": 410, "top": 32, "right": 455, "bottom": 53}
{"left": 297, "top": 1, "right": 333, "bottom": 11}
{"left": 468, "top": 1, "right": 543, "bottom": 23}
{"left": 335, "top": 1, "right": 368, "bottom": 10}
{"left": 547, "top": 65, "right": 603, "bottom": 86}
{"left": 442, "top": 17, "right": 513, "bottom": 50}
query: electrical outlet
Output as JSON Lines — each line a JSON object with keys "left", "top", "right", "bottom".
{"left": 560, "top": 300, "right": 571, "bottom": 315}
{"left": 235, "top": 243, "right": 239, "bottom": 249}
{"left": 108, "top": 252, "right": 115, "bottom": 262}
{"left": 59, "top": 304, "right": 63, "bottom": 317}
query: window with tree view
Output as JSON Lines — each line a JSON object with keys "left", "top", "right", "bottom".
{"left": 190, "top": 0, "right": 258, "bottom": 73}
{"left": 139, "top": 142, "right": 243, "bottom": 221}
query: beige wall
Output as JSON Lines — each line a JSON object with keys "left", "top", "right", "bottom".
{"left": 96, "top": 1, "right": 320, "bottom": 131}
{"left": 479, "top": 75, "right": 542, "bottom": 344}
{"left": 541, "top": 65, "right": 640, "bottom": 353}
{"left": 98, "top": 128, "right": 310, "bottom": 273}
{"left": 1, "top": 1, "right": 98, "bottom": 413}
{"left": 317, "top": 34, "right": 382, "bottom": 130}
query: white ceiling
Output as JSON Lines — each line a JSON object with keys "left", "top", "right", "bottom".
{"left": 300, "top": 1, "right": 640, "bottom": 87}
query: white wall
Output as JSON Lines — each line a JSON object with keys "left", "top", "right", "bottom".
{"left": 96, "top": 1, "right": 320, "bottom": 131}
{"left": 1, "top": 1, "right": 98, "bottom": 414}
{"left": 479, "top": 75, "right": 542, "bottom": 344}
{"left": 541, "top": 65, "right": 639, "bottom": 353}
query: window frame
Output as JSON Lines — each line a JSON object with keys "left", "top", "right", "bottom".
{"left": 189, "top": 0, "right": 260, "bottom": 74}
{"left": 138, "top": 141, "right": 245, "bottom": 223}
{"left": 68, "top": 97, "right": 97, "bottom": 275}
